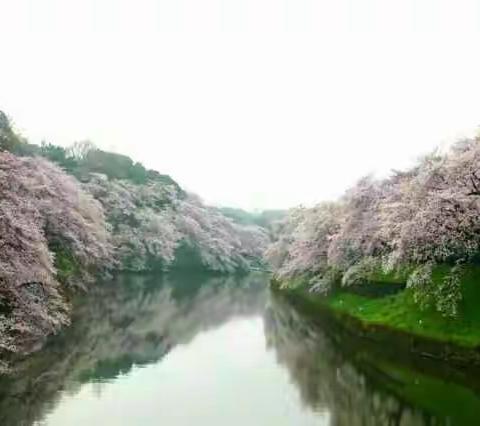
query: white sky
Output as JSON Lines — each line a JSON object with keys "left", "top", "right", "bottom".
{"left": 1, "top": 1, "right": 480, "bottom": 210}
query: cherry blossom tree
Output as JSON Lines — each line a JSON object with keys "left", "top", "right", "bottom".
{"left": 265, "top": 203, "right": 341, "bottom": 278}
{"left": 328, "top": 176, "right": 387, "bottom": 269}
{"left": 267, "top": 136, "right": 480, "bottom": 317}
{"left": 85, "top": 175, "right": 269, "bottom": 273}
{"left": 0, "top": 153, "right": 112, "bottom": 355}
{"left": 84, "top": 173, "right": 180, "bottom": 270}
{"left": 175, "top": 195, "right": 269, "bottom": 272}
{"left": 380, "top": 142, "right": 480, "bottom": 268}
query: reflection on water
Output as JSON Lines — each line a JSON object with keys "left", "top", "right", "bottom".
{"left": 265, "top": 293, "right": 480, "bottom": 426}
{"left": 1, "top": 273, "right": 480, "bottom": 425}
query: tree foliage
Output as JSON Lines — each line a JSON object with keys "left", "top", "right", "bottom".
{"left": 0, "top": 110, "right": 271, "bottom": 361}
{"left": 176, "top": 195, "right": 269, "bottom": 272}
{"left": 0, "top": 112, "right": 182, "bottom": 191}
{"left": 267, "top": 137, "right": 480, "bottom": 317}
{"left": 85, "top": 175, "right": 269, "bottom": 273}
{"left": 0, "top": 153, "right": 112, "bottom": 355}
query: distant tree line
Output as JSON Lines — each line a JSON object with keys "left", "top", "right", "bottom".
{"left": 0, "top": 111, "right": 182, "bottom": 191}
{"left": 218, "top": 207, "right": 286, "bottom": 232}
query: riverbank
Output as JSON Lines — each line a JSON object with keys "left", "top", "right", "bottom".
{"left": 271, "top": 270, "right": 480, "bottom": 367}
{"left": 0, "top": 112, "right": 271, "bottom": 372}
{"left": 267, "top": 291, "right": 480, "bottom": 424}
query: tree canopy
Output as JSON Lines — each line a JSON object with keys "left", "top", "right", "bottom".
{"left": 267, "top": 137, "right": 480, "bottom": 317}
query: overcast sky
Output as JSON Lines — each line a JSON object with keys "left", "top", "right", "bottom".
{"left": 1, "top": 1, "right": 480, "bottom": 210}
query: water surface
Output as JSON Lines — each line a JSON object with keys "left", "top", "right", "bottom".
{"left": 1, "top": 272, "right": 480, "bottom": 425}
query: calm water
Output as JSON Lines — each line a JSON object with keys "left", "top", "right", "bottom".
{"left": 1, "top": 272, "right": 480, "bottom": 426}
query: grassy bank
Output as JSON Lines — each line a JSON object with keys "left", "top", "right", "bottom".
{"left": 274, "top": 265, "right": 480, "bottom": 349}
{"left": 327, "top": 290, "right": 480, "bottom": 348}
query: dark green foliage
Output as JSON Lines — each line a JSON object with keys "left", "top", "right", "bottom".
{"left": 0, "top": 111, "right": 27, "bottom": 153}
{"left": 70, "top": 148, "right": 183, "bottom": 193}
{"left": 68, "top": 145, "right": 183, "bottom": 193}
{"left": 0, "top": 295, "right": 13, "bottom": 316}
{"left": 11, "top": 142, "right": 41, "bottom": 157}
{"left": 0, "top": 110, "right": 183, "bottom": 193}
{"left": 49, "top": 243, "right": 80, "bottom": 285}
{"left": 218, "top": 207, "right": 286, "bottom": 228}
{"left": 0, "top": 111, "right": 16, "bottom": 151}
{"left": 39, "top": 142, "right": 77, "bottom": 171}
{"left": 218, "top": 207, "right": 261, "bottom": 225}
{"left": 83, "top": 149, "right": 145, "bottom": 182}
{"left": 78, "top": 355, "right": 139, "bottom": 384}
{"left": 255, "top": 209, "right": 287, "bottom": 228}
{"left": 170, "top": 243, "right": 207, "bottom": 271}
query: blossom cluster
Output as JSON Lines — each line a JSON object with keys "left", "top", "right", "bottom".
{"left": 266, "top": 137, "right": 480, "bottom": 316}
{"left": 0, "top": 153, "right": 112, "bottom": 353}
{"left": 0, "top": 152, "right": 270, "bottom": 357}
{"left": 85, "top": 174, "right": 269, "bottom": 272}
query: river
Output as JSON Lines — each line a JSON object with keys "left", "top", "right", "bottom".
{"left": 1, "top": 272, "right": 480, "bottom": 425}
